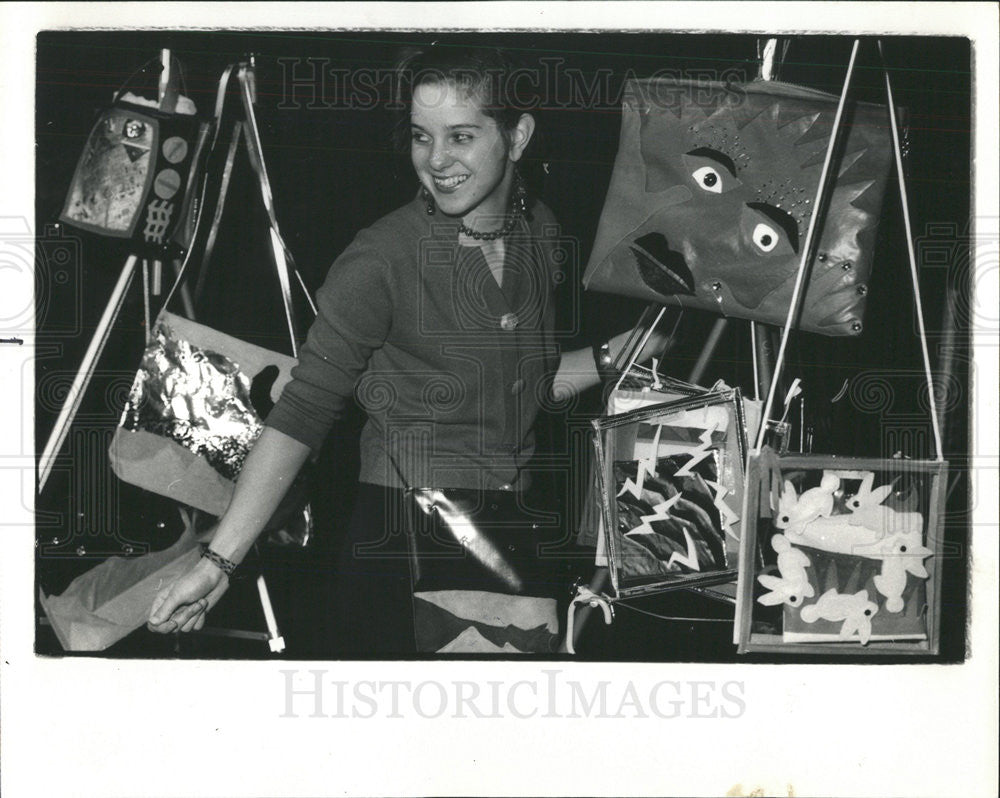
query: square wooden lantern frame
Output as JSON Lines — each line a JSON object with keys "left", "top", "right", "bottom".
{"left": 736, "top": 452, "right": 948, "bottom": 656}
{"left": 593, "top": 388, "right": 750, "bottom": 600}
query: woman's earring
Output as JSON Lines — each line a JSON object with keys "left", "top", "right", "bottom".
{"left": 421, "top": 185, "right": 436, "bottom": 215}
{"left": 513, "top": 169, "right": 530, "bottom": 220}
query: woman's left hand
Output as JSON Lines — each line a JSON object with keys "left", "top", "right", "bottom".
{"left": 608, "top": 327, "right": 675, "bottom": 368}
{"left": 551, "top": 325, "right": 677, "bottom": 403}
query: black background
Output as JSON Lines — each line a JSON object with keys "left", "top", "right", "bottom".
{"left": 34, "top": 31, "right": 971, "bottom": 661}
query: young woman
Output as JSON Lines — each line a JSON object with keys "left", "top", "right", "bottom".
{"left": 148, "top": 45, "right": 664, "bottom": 654}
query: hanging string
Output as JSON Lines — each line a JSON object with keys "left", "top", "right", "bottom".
{"left": 877, "top": 40, "right": 945, "bottom": 461}
{"left": 239, "top": 64, "right": 313, "bottom": 352}
{"left": 157, "top": 65, "right": 239, "bottom": 318}
{"left": 754, "top": 39, "right": 862, "bottom": 453}
{"left": 165, "top": 63, "right": 318, "bottom": 346}
{"left": 750, "top": 40, "right": 781, "bottom": 409}
{"left": 616, "top": 601, "right": 733, "bottom": 624}
{"left": 799, "top": 395, "right": 806, "bottom": 452}
{"left": 194, "top": 120, "right": 242, "bottom": 304}
{"left": 227, "top": 62, "right": 317, "bottom": 320}
{"left": 111, "top": 55, "right": 161, "bottom": 105}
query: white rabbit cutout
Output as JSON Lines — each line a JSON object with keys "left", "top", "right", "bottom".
{"left": 854, "top": 527, "right": 933, "bottom": 612}
{"left": 774, "top": 474, "right": 839, "bottom": 536}
{"left": 799, "top": 588, "right": 879, "bottom": 644}
{"left": 757, "top": 534, "right": 815, "bottom": 607}
{"left": 845, "top": 472, "right": 924, "bottom": 538}
{"left": 781, "top": 472, "right": 925, "bottom": 556}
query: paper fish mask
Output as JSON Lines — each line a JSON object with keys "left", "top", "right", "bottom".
{"left": 584, "top": 79, "right": 898, "bottom": 335}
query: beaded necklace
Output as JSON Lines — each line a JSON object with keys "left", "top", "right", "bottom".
{"left": 458, "top": 205, "right": 522, "bottom": 241}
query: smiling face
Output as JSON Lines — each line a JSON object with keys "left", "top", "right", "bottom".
{"left": 584, "top": 79, "right": 895, "bottom": 336}
{"left": 410, "top": 80, "right": 528, "bottom": 226}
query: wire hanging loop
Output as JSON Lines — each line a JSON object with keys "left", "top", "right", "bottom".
{"left": 754, "top": 39, "right": 862, "bottom": 453}
{"left": 877, "top": 40, "right": 945, "bottom": 461}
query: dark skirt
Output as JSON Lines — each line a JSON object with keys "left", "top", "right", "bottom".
{"left": 329, "top": 480, "right": 570, "bottom": 655}
{"left": 331, "top": 482, "right": 416, "bottom": 656}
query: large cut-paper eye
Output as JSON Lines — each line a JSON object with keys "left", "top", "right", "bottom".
{"left": 681, "top": 149, "right": 741, "bottom": 195}
{"left": 752, "top": 222, "right": 780, "bottom": 252}
{"left": 739, "top": 203, "right": 798, "bottom": 258}
{"left": 692, "top": 165, "right": 724, "bottom": 193}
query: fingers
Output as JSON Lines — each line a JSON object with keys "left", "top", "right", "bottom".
{"left": 147, "top": 574, "right": 230, "bottom": 635}
{"left": 179, "top": 580, "right": 229, "bottom": 632}
{"left": 149, "top": 582, "right": 188, "bottom": 627}
{"left": 148, "top": 596, "right": 208, "bottom": 634}
{"left": 147, "top": 586, "right": 184, "bottom": 633}
{"left": 149, "top": 590, "right": 167, "bottom": 620}
{"left": 179, "top": 599, "right": 208, "bottom": 633}
{"left": 171, "top": 596, "right": 206, "bottom": 631}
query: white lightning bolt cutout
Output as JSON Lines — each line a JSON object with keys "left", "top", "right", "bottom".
{"left": 705, "top": 479, "right": 741, "bottom": 542}
{"left": 616, "top": 476, "right": 644, "bottom": 501}
{"left": 674, "top": 424, "right": 718, "bottom": 478}
{"left": 617, "top": 423, "right": 663, "bottom": 500}
{"left": 666, "top": 527, "right": 701, "bottom": 571}
{"left": 624, "top": 492, "right": 681, "bottom": 538}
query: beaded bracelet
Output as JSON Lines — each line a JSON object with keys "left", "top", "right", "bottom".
{"left": 200, "top": 544, "right": 237, "bottom": 576}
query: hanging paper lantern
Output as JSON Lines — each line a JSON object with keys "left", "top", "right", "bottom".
{"left": 584, "top": 78, "right": 899, "bottom": 336}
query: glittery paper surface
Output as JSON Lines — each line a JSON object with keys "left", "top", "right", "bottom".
{"left": 121, "top": 322, "right": 264, "bottom": 480}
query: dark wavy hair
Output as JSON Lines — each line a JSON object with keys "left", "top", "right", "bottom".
{"left": 391, "top": 44, "right": 538, "bottom": 156}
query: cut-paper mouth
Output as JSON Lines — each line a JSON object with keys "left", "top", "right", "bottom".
{"left": 630, "top": 232, "right": 695, "bottom": 296}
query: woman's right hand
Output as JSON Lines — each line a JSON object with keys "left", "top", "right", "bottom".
{"left": 144, "top": 427, "right": 313, "bottom": 635}
{"left": 147, "top": 558, "right": 230, "bottom": 634}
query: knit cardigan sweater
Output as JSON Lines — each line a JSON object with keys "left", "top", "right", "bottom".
{"left": 266, "top": 195, "right": 565, "bottom": 491}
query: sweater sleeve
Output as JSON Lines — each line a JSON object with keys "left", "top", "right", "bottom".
{"left": 265, "top": 235, "right": 393, "bottom": 451}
